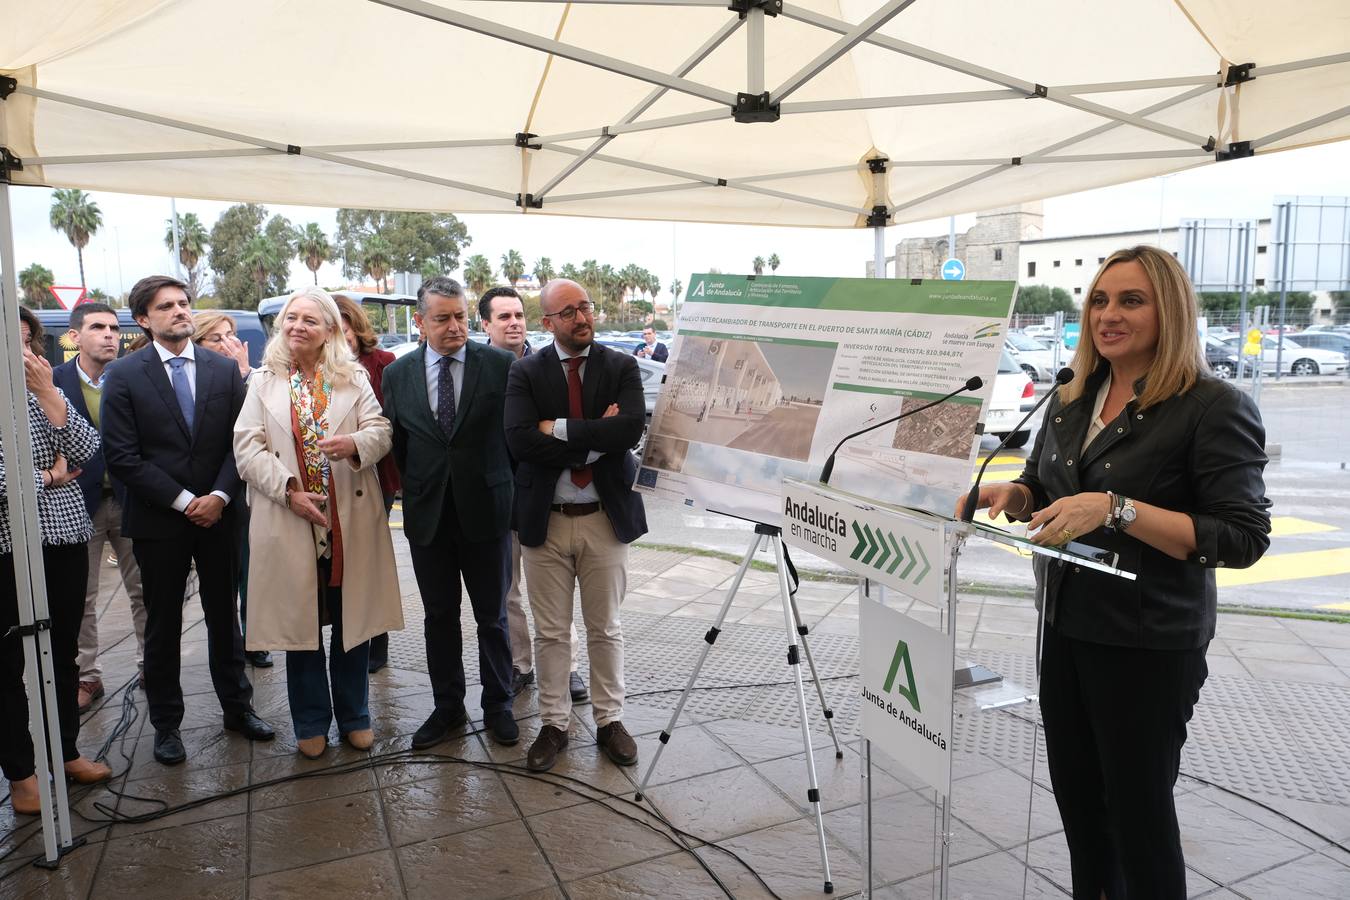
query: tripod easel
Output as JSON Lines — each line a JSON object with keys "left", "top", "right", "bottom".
{"left": 634, "top": 521, "right": 844, "bottom": 895}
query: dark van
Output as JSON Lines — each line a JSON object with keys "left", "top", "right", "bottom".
{"left": 31, "top": 307, "right": 266, "bottom": 370}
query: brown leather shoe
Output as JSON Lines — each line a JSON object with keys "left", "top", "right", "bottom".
{"left": 76, "top": 678, "right": 104, "bottom": 713}
{"left": 526, "top": 725, "right": 569, "bottom": 772}
{"left": 8, "top": 776, "right": 39, "bottom": 815}
{"left": 596, "top": 721, "right": 638, "bottom": 767}
{"left": 342, "top": 729, "right": 374, "bottom": 751}
{"left": 64, "top": 756, "right": 112, "bottom": 785}
{"left": 297, "top": 736, "right": 327, "bottom": 759}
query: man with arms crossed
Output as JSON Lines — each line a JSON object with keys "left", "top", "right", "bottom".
{"left": 101, "top": 276, "right": 272, "bottom": 765}
{"left": 505, "top": 279, "right": 647, "bottom": 772}
{"left": 479, "top": 286, "right": 588, "bottom": 704}
{"left": 53, "top": 303, "right": 147, "bottom": 708}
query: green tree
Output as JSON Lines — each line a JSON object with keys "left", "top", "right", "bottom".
{"left": 296, "top": 222, "right": 333, "bottom": 285}
{"left": 1014, "top": 284, "right": 1075, "bottom": 316}
{"left": 362, "top": 234, "right": 394, "bottom": 293}
{"left": 86, "top": 287, "right": 112, "bottom": 305}
{"left": 241, "top": 233, "right": 286, "bottom": 302}
{"left": 208, "top": 203, "right": 268, "bottom": 308}
{"left": 336, "top": 209, "right": 471, "bottom": 279}
{"left": 164, "top": 212, "right": 210, "bottom": 296}
{"left": 670, "top": 278, "right": 684, "bottom": 322}
{"left": 49, "top": 188, "right": 102, "bottom": 289}
{"left": 19, "top": 263, "right": 56, "bottom": 309}
{"left": 768, "top": 253, "right": 780, "bottom": 274}
{"left": 752, "top": 255, "right": 765, "bottom": 276}
{"left": 463, "top": 254, "right": 494, "bottom": 298}
{"left": 533, "top": 256, "right": 555, "bottom": 288}
{"left": 501, "top": 249, "right": 526, "bottom": 285}
{"left": 559, "top": 263, "right": 581, "bottom": 283}
{"left": 578, "top": 260, "right": 603, "bottom": 304}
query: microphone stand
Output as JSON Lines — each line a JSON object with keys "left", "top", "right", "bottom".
{"left": 819, "top": 376, "right": 983, "bottom": 485}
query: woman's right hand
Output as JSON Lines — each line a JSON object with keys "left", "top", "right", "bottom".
{"left": 288, "top": 490, "right": 329, "bottom": 528}
{"left": 47, "top": 454, "right": 82, "bottom": 488}
{"left": 955, "top": 483, "right": 1029, "bottom": 521}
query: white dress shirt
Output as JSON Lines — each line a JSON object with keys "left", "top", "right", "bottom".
{"left": 549, "top": 343, "right": 602, "bottom": 504}
{"left": 423, "top": 343, "right": 466, "bottom": 417}
{"left": 153, "top": 340, "right": 231, "bottom": 512}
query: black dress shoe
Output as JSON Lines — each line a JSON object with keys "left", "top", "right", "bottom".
{"left": 526, "top": 724, "right": 569, "bottom": 772}
{"left": 411, "top": 705, "right": 467, "bottom": 750}
{"left": 153, "top": 728, "right": 186, "bottom": 765}
{"left": 569, "top": 670, "right": 589, "bottom": 702}
{"left": 596, "top": 720, "right": 638, "bottom": 767}
{"left": 245, "top": 650, "right": 273, "bottom": 668}
{"left": 484, "top": 710, "right": 520, "bottom": 746}
{"left": 223, "top": 711, "right": 276, "bottom": 742}
{"left": 510, "top": 667, "right": 535, "bottom": 697}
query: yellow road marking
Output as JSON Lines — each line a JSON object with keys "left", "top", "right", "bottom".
{"left": 1219, "top": 547, "right": 1350, "bottom": 588}
{"left": 390, "top": 521, "right": 403, "bottom": 529}
{"left": 1269, "top": 516, "right": 1339, "bottom": 538}
{"left": 1320, "top": 602, "right": 1350, "bottom": 612}
{"left": 977, "top": 469, "right": 1022, "bottom": 484}
{"left": 976, "top": 455, "right": 1026, "bottom": 467}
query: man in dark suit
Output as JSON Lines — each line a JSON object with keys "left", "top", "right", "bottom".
{"left": 383, "top": 276, "right": 518, "bottom": 749}
{"left": 505, "top": 279, "right": 648, "bottom": 773}
{"left": 101, "top": 275, "right": 273, "bottom": 765}
{"left": 633, "top": 326, "right": 668, "bottom": 363}
{"left": 53, "top": 302, "right": 146, "bottom": 709}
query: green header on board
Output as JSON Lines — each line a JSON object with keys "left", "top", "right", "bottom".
{"left": 683, "top": 273, "right": 1015, "bottom": 318}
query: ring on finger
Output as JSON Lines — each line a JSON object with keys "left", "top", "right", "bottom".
{"left": 1059, "top": 528, "right": 1074, "bottom": 543}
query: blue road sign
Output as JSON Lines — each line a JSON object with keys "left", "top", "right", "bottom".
{"left": 941, "top": 258, "right": 965, "bottom": 280}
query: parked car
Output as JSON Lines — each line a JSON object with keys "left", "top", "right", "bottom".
{"left": 259, "top": 290, "right": 415, "bottom": 341}
{"left": 1202, "top": 335, "right": 1243, "bottom": 380}
{"left": 1021, "top": 324, "right": 1056, "bottom": 341}
{"left": 1216, "top": 333, "right": 1347, "bottom": 376}
{"left": 1284, "top": 330, "right": 1350, "bottom": 358}
{"left": 984, "top": 350, "right": 1036, "bottom": 449}
{"left": 31, "top": 307, "right": 266, "bottom": 370}
{"left": 1005, "top": 332, "right": 1058, "bottom": 382}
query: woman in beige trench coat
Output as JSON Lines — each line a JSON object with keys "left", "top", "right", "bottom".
{"left": 233, "top": 287, "right": 403, "bottom": 758}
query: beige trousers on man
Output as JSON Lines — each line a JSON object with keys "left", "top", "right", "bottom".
{"left": 522, "top": 510, "right": 627, "bottom": 731}
{"left": 78, "top": 495, "right": 147, "bottom": 679}
{"left": 506, "top": 530, "right": 578, "bottom": 674}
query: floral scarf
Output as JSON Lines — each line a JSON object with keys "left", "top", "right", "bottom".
{"left": 289, "top": 366, "right": 332, "bottom": 496}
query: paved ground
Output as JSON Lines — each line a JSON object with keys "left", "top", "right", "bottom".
{"left": 3, "top": 537, "right": 1350, "bottom": 899}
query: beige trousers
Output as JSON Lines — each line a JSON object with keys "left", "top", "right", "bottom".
{"left": 78, "top": 495, "right": 147, "bottom": 679}
{"left": 522, "top": 510, "right": 628, "bottom": 730}
{"left": 506, "top": 530, "right": 578, "bottom": 674}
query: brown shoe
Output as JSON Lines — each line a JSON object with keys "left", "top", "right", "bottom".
{"left": 76, "top": 678, "right": 105, "bottom": 713}
{"left": 595, "top": 721, "right": 638, "bottom": 767}
{"left": 526, "top": 725, "right": 569, "bottom": 772}
{"left": 64, "top": 756, "right": 112, "bottom": 785}
{"left": 297, "top": 736, "right": 327, "bottom": 759}
{"left": 342, "top": 729, "right": 374, "bottom": 751}
{"left": 8, "top": 776, "right": 39, "bottom": 815}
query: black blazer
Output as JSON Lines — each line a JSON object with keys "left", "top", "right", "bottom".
{"left": 634, "top": 341, "right": 668, "bottom": 363}
{"left": 100, "top": 343, "right": 246, "bottom": 540}
{"left": 1014, "top": 366, "right": 1271, "bottom": 650}
{"left": 505, "top": 342, "right": 647, "bottom": 547}
{"left": 382, "top": 340, "right": 515, "bottom": 545}
{"left": 52, "top": 356, "right": 120, "bottom": 518}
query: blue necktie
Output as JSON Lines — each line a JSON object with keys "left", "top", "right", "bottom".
{"left": 168, "top": 356, "right": 194, "bottom": 431}
{"left": 437, "top": 355, "right": 456, "bottom": 438}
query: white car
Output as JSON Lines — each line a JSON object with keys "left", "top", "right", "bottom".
{"left": 1005, "top": 332, "right": 1061, "bottom": 382}
{"left": 984, "top": 351, "right": 1037, "bottom": 449}
{"left": 1216, "top": 334, "right": 1347, "bottom": 376}
{"left": 1021, "top": 324, "right": 1057, "bottom": 341}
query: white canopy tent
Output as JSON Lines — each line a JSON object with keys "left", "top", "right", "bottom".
{"left": 2, "top": 0, "right": 1349, "bottom": 872}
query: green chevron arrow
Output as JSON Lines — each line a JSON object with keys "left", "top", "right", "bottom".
{"left": 874, "top": 530, "right": 892, "bottom": 569}
{"left": 899, "top": 536, "right": 918, "bottom": 580}
{"left": 914, "top": 540, "right": 931, "bottom": 583}
{"left": 850, "top": 521, "right": 867, "bottom": 560}
{"left": 886, "top": 532, "right": 904, "bottom": 575}
{"left": 860, "top": 524, "right": 880, "bottom": 565}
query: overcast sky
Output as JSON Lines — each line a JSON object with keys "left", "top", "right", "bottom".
{"left": 9, "top": 142, "right": 1350, "bottom": 299}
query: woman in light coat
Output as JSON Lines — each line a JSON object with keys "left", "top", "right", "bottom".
{"left": 233, "top": 287, "right": 403, "bottom": 758}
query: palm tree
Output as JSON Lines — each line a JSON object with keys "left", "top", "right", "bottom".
{"left": 646, "top": 273, "right": 661, "bottom": 317}
{"left": 768, "top": 253, "right": 780, "bottom": 274}
{"left": 670, "top": 278, "right": 684, "bottom": 323}
{"left": 501, "top": 249, "right": 526, "bottom": 286}
{"left": 242, "top": 234, "right": 286, "bottom": 301}
{"left": 164, "top": 212, "right": 209, "bottom": 285}
{"left": 578, "top": 260, "right": 603, "bottom": 302}
{"left": 362, "top": 235, "right": 393, "bottom": 293}
{"left": 296, "top": 222, "right": 333, "bottom": 285}
{"left": 533, "top": 256, "right": 555, "bottom": 288}
{"left": 752, "top": 256, "right": 765, "bottom": 276}
{"left": 463, "top": 254, "right": 494, "bottom": 298}
{"left": 19, "top": 263, "right": 55, "bottom": 308}
{"left": 49, "top": 188, "right": 102, "bottom": 289}
{"left": 86, "top": 288, "right": 112, "bottom": 304}
{"left": 559, "top": 262, "right": 581, "bottom": 283}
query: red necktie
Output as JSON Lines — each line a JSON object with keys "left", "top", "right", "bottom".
{"left": 566, "top": 356, "right": 592, "bottom": 488}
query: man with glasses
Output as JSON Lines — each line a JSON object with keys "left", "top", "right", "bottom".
{"left": 505, "top": 280, "right": 647, "bottom": 772}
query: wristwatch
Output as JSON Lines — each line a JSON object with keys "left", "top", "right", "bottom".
{"left": 1117, "top": 496, "right": 1138, "bottom": 531}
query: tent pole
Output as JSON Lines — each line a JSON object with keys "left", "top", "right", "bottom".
{"left": 873, "top": 225, "right": 886, "bottom": 279}
{"left": 170, "top": 198, "right": 184, "bottom": 280}
{"left": 0, "top": 182, "right": 77, "bottom": 865}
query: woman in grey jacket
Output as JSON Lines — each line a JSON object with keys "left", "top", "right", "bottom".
{"left": 965, "top": 246, "right": 1271, "bottom": 899}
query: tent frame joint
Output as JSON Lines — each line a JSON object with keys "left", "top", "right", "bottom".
{"left": 734, "top": 91, "right": 780, "bottom": 123}
{"left": 287, "top": 145, "right": 301, "bottom": 155}
{"left": 516, "top": 192, "right": 543, "bottom": 209}
{"left": 1224, "top": 63, "right": 1256, "bottom": 87}
{"left": 1215, "top": 140, "right": 1254, "bottom": 162}
{"left": 866, "top": 205, "right": 890, "bottom": 227}
{"left": 5, "top": 618, "right": 51, "bottom": 639}
{"left": 0, "top": 76, "right": 15, "bottom": 100}
{"left": 866, "top": 157, "right": 888, "bottom": 173}
{"left": 1031, "top": 83, "right": 1048, "bottom": 98}
{"left": 0, "top": 148, "right": 21, "bottom": 183}
{"left": 728, "top": 0, "right": 781, "bottom": 19}
{"left": 515, "top": 132, "right": 541, "bottom": 149}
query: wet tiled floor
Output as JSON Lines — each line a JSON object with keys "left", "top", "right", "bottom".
{"left": 3, "top": 545, "right": 1349, "bottom": 898}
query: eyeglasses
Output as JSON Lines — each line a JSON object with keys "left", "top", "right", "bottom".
{"left": 543, "top": 301, "right": 594, "bottom": 322}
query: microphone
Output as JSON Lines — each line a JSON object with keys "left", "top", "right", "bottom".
{"left": 820, "top": 376, "right": 984, "bottom": 484}
{"left": 960, "top": 366, "right": 1073, "bottom": 523}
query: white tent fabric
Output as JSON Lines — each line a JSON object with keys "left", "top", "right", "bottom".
{"left": 2, "top": 0, "right": 1349, "bottom": 227}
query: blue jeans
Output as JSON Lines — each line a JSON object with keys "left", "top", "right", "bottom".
{"left": 286, "top": 577, "right": 370, "bottom": 740}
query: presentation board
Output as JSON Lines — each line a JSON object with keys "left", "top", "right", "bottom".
{"left": 635, "top": 274, "right": 1017, "bottom": 525}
